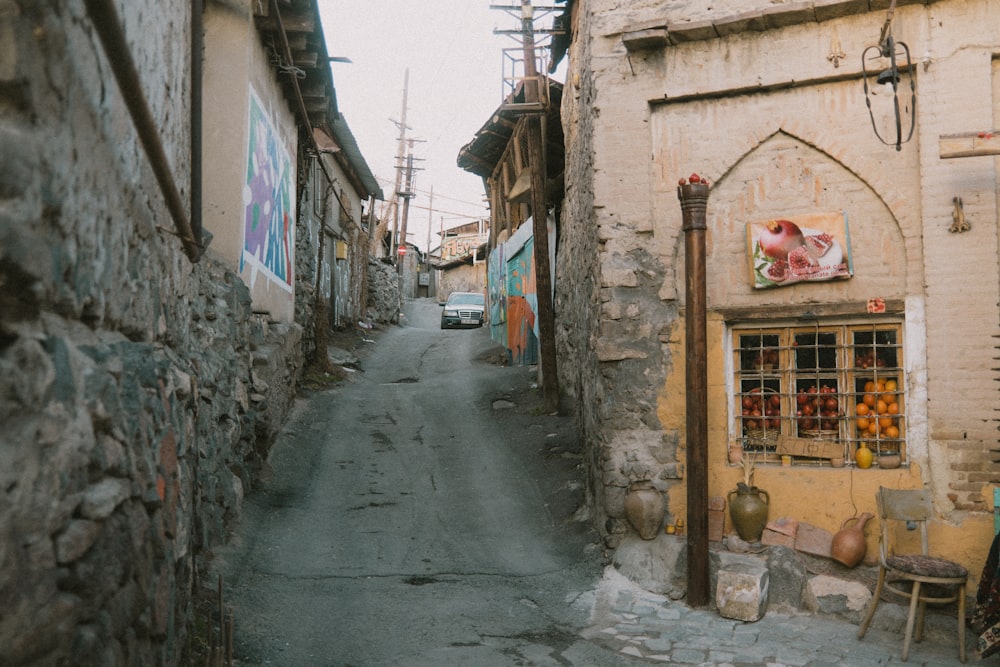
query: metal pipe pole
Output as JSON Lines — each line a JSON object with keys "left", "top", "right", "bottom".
{"left": 678, "top": 180, "right": 710, "bottom": 608}
{"left": 84, "top": 0, "right": 202, "bottom": 261}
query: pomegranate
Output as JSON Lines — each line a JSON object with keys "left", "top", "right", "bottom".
{"left": 765, "top": 258, "right": 789, "bottom": 282}
{"left": 758, "top": 219, "right": 805, "bottom": 260}
{"left": 806, "top": 233, "right": 834, "bottom": 257}
{"left": 787, "top": 245, "right": 817, "bottom": 274}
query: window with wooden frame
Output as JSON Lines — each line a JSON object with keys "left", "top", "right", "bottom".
{"left": 731, "top": 321, "right": 905, "bottom": 466}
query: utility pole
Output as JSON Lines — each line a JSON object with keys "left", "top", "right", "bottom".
{"left": 425, "top": 186, "right": 434, "bottom": 296}
{"left": 397, "top": 151, "right": 416, "bottom": 275}
{"left": 519, "top": 0, "right": 559, "bottom": 412}
{"left": 388, "top": 69, "right": 409, "bottom": 264}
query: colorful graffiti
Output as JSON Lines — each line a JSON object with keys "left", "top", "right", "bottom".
{"left": 488, "top": 243, "right": 507, "bottom": 348}
{"left": 505, "top": 235, "right": 538, "bottom": 366}
{"left": 242, "top": 88, "right": 295, "bottom": 289}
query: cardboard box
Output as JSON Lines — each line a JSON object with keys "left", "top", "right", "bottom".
{"left": 776, "top": 435, "right": 842, "bottom": 460}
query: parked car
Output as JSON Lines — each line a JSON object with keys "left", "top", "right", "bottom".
{"left": 440, "top": 291, "right": 486, "bottom": 329}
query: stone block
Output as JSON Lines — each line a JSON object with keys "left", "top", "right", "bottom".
{"left": 803, "top": 574, "right": 872, "bottom": 623}
{"left": 613, "top": 534, "right": 687, "bottom": 598}
{"left": 794, "top": 522, "right": 833, "bottom": 558}
{"left": 716, "top": 561, "right": 769, "bottom": 622}
{"left": 765, "top": 545, "right": 809, "bottom": 612}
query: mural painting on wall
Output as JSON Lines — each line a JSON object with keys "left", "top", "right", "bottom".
{"left": 242, "top": 87, "right": 295, "bottom": 290}
{"left": 746, "top": 211, "right": 853, "bottom": 289}
{"left": 506, "top": 236, "right": 538, "bottom": 366}
{"left": 488, "top": 244, "right": 507, "bottom": 347}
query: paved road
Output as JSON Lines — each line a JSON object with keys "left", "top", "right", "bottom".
{"left": 215, "top": 298, "right": 615, "bottom": 665}
{"left": 214, "top": 298, "right": 979, "bottom": 666}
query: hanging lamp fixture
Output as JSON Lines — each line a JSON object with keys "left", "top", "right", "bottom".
{"left": 861, "top": 0, "right": 916, "bottom": 151}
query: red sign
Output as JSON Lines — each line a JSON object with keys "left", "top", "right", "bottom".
{"left": 397, "top": 245, "right": 407, "bottom": 255}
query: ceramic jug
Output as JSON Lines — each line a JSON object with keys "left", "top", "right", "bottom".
{"left": 624, "top": 481, "right": 664, "bottom": 540}
{"left": 831, "top": 512, "right": 873, "bottom": 567}
{"left": 727, "top": 484, "right": 770, "bottom": 542}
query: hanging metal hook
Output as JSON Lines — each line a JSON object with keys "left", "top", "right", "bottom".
{"left": 862, "top": 0, "right": 916, "bottom": 151}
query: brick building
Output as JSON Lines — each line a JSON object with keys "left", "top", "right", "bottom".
{"left": 554, "top": 0, "right": 1000, "bottom": 590}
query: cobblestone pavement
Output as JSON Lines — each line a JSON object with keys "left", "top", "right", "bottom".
{"left": 579, "top": 568, "right": 978, "bottom": 666}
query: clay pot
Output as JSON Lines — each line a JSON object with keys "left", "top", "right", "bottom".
{"left": 878, "top": 453, "right": 901, "bottom": 469}
{"left": 727, "top": 483, "right": 770, "bottom": 542}
{"left": 831, "top": 512, "right": 873, "bottom": 567}
{"left": 624, "top": 482, "right": 664, "bottom": 540}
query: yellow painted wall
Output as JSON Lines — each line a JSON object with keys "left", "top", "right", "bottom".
{"left": 662, "top": 313, "right": 996, "bottom": 591}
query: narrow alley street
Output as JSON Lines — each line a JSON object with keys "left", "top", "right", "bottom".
{"left": 213, "top": 298, "right": 611, "bottom": 665}
{"left": 213, "top": 299, "right": 976, "bottom": 666}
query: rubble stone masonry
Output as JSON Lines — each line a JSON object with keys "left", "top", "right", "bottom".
{"left": 1, "top": 2, "right": 302, "bottom": 663}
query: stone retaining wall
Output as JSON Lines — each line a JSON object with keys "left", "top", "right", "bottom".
{"left": 0, "top": 3, "right": 304, "bottom": 663}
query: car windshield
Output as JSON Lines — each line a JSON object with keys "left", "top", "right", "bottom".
{"left": 447, "top": 293, "right": 484, "bottom": 306}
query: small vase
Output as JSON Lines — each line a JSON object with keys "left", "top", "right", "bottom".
{"left": 855, "top": 442, "right": 873, "bottom": 469}
{"left": 831, "top": 512, "right": 873, "bottom": 567}
{"left": 728, "top": 483, "right": 770, "bottom": 542}
{"left": 624, "top": 482, "right": 664, "bottom": 540}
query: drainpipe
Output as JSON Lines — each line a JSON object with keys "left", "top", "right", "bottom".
{"left": 83, "top": 0, "right": 203, "bottom": 262}
{"left": 190, "top": 0, "right": 204, "bottom": 244}
{"left": 679, "top": 179, "right": 710, "bottom": 608}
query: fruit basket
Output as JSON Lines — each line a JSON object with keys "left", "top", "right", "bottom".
{"left": 743, "top": 428, "right": 779, "bottom": 451}
{"left": 799, "top": 429, "right": 839, "bottom": 440}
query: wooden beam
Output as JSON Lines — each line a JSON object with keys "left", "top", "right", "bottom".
{"left": 939, "top": 130, "right": 1000, "bottom": 159}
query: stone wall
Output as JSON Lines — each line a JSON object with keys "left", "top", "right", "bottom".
{"left": 0, "top": 2, "right": 303, "bottom": 663}
{"left": 366, "top": 258, "right": 401, "bottom": 324}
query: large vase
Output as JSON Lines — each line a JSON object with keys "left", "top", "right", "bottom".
{"left": 728, "top": 483, "right": 769, "bottom": 542}
{"left": 831, "top": 512, "right": 873, "bottom": 567}
{"left": 624, "top": 481, "right": 664, "bottom": 540}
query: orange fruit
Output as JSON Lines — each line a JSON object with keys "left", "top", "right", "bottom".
{"left": 856, "top": 403, "right": 869, "bottom": 416}
{"left": 885, "top": 379, "right": 898, "bottom": 392}
{"left": 857, "top": 417, "right": 870, "bottom": 431}
{"left": 887, "top": 402, "right": 900, "bottom": 415}
{"left": 876, "top": 379, "right": 886, "bottom": 392}
{"left": 864, "top": 381, "right": 876, "bottom": 393}
{"left": 867, "top": 421, "right": 879, "bottom": 436}
{"left": 885, "top": 425, "right": 900, "bottom": 439}
{"left": 878, "top": 416, "right": 894, "bottom": 430}
{"left": 863, "top": 393, "right": 876, "bottom": 408}
{"left": 876, "top": 399, "right": 889, "bottom": 415}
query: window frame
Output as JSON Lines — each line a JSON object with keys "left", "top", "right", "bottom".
{"left": 728, "top": 318, "right": 906, "bottom": 467}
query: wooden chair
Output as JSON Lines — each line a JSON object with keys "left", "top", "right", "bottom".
{"left": 857, "top": 486, "right": 969, "bottom": 662}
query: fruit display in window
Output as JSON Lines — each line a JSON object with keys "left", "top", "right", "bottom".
{"left": 741, "top": 387, "right": 781, "bottom": 432}
{"left": 752, "top": 348, "right": 779, "bottom": 369}
{"left": 855, "top": 379, "right": 901, "bottom": 439}
{"left": 854, "top": 349, "right": 888, "bottom": 369}
{"left": 796, "top": 385, "right": 841, "bottom": 434}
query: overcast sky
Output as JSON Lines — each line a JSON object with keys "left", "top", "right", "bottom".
{"left": 318, "top": 0, "right": 563, "bottom": 252}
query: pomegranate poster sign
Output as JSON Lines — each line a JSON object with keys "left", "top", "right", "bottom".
{"left": 746, "top": 211, "right": 853, "bottom": 289}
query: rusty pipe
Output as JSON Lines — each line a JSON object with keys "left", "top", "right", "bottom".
{"left": 83, "top": 0, "right": 203, "bottom": 262}
{"left": 678, "top": 180, "right": 710, "bottom": 608}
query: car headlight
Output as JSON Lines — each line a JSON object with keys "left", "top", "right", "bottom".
{"left": 444, "top": 309, "right": 458, "bottom": 317}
